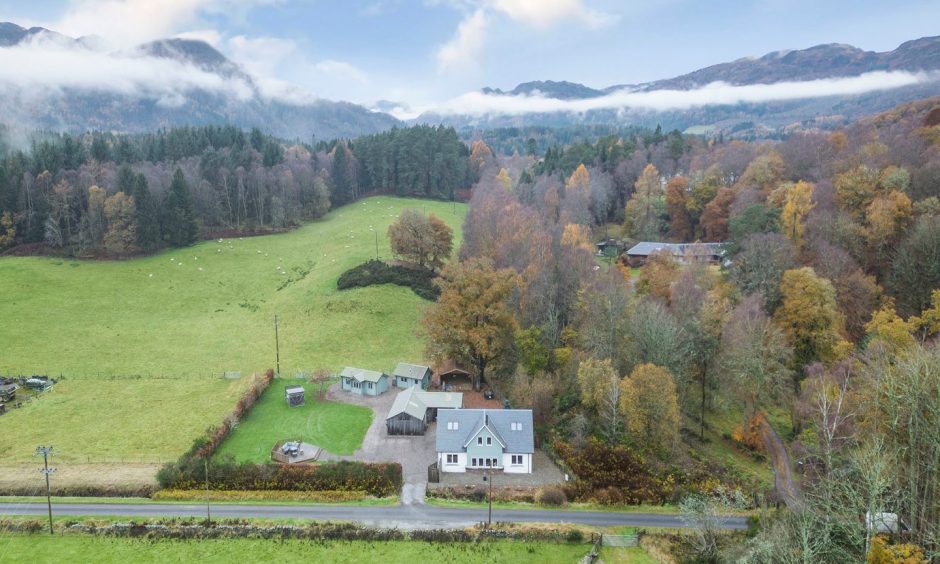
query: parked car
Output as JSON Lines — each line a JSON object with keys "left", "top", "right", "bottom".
{"left": 483, "top": 389, "right": 494, "bottom": 400}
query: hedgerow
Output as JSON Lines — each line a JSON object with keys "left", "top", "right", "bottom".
{"left": 337, "top": 260, "right": 439, "bottom": 300}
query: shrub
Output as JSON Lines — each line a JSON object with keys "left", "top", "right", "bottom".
{"left": 536, "top": 486, "right": 567, "bottom": 506}
{"left": 337, "top": 260, "right": 440, "bottom": 300}
{"left": 565, "top": 529, "right": 584, "bottom": 543}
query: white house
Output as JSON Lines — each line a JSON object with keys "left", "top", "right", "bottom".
{"left": 435, "top": 409, "right": 534, "bottom": 474}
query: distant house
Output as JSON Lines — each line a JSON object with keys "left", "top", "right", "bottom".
{"left": 436, "top": 409, "right": 534, "bottom": 474}
{"left": 340, "top": 367, "right": 389, "bottom": 396}
{"left": 624, "top": 242, "right": 726, "bottom": 266}
{"left": 393, "top": 362, "right": 432, "bottom": 390}
{"left": 386, "top": 387, "right": 463, "bottom": 435}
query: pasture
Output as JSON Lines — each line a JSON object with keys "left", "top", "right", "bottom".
{"left": 0, "top": 536, "right": 589, "bottom": 563}
{"left": 0, "top": 197, "right": 465, "bottom": 478}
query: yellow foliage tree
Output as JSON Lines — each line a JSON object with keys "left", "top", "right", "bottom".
{"left": 561, "top": 223, "right": 594, "bottom": 253}
{"left": 577, "top": 357, "right": 618, "bottom": 412}
{"left": 780, "top": 181, "right": 815, "bottom": 251}
{"left": 635, "top": 251, "right": 680, "bottom": 304}
{"left": 495, "top": 168, "right": 512, "bottom": 190}
{"left": 566, "top": 163, "right": 590, "bottom": 194}
{"left": 619, "top": 363, "right": 680, "bottom": 451}
{"left": 865, "top": 303, "right": 917, "bottom": 355}
{"left": 867, "top": 535, "right": 928, "bottom": 564}
{"left": 865, "top": 190, "right": 912, "bottom": 253}
{"left": 835, "top": 165, "right": 880, "bottom": 219}
{"left": 737, "top": 151, "right": 785, "bottom": 192}
{"left": 774, "top": 267, "right": 848, "bottom": 367}
{"left": 0, "top": 211, "right": 15, "bottom": 248}
{"left": 469, "top": 140, "right": 493, "bottom": 174}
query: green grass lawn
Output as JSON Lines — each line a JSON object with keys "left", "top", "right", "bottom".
{"left": 215, "top": 378, "right": 373, "bottom": 461}
{"left": 0, "top": 196, "right": 465, "bottom": 465}
{"left": 0, "top": 536, "right": 588, "bottom": 563}
{"left": 597, "top": 546, "right": 657, "bottom": 564}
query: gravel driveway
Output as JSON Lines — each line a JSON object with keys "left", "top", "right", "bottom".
{"left": 322, "top": 383, "right": 436, "bottom": 505}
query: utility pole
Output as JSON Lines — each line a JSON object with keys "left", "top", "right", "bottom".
{"left": 483, "top": 470, "right": 493, "bottom": 529}
{"left": 274, "top": 314, "right": 281, "bottom": 375}
{"left": 204, "top": 457, "right": 211, "bottom": 524}
{"left": 35, "top": 445, "right": 56, "bottom": 535}
{"left": 374, "top": 231, "right": 379, "bottom": 261}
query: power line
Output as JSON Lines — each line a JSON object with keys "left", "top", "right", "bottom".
{"left": 35, "top": 445, "right": 56, "bottom": 535}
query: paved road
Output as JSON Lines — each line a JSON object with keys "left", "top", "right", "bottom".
{"left": 0, "top": 502, "right": 747, "bottom": 530}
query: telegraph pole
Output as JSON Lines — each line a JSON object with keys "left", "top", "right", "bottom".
{"left": 483, "top": 470, "right": 493, "bottom": 529}
{"left": 204, "top": 457, "right": 211, "bottom": 524}
{"left": 35, "top": 445, "right": 56, "bottom": 535}
{"left": 374, "top": 231, "right": 379, "bottom": 260}
{"left": 274, "top": 314, "right": 281, "bottom": 375}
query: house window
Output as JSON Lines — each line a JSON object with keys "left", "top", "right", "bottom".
{"left": 368, "top": 382, "right": 373, "bottom": 389}
{"left": 511, "top": 422, "right": 522, "bottom": 431}
{"left": 485, "top": 458, "right": 491, "bottom": 467}
{"left": 493, "top": 458, "right": 499, "bottom": 467}
{"left": 447, "top": 421, "right": 458, "bottom": 431}
{"left": 477, "top": 437, "right": 483, "bottom": 445}
{"left": 486, "top": 437, "right": 492, "bottom": 446}
{"left": 471, "top": 457, "right": 479, "bottom": 467}
{"left": 446, "top": 454, "right": 458, "bottom": 464}
{"left": 511, "top": 455, "right": 523, "bottom": 465}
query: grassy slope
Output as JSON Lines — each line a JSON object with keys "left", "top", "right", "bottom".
{"left": 0, "top": 197, "right": 465, "bottom": 464}
{"left": 216, "top": 379, "right": 373, "bottom": 461}
{"left": 0, "top": 536, "right": 587, "bottom": 563}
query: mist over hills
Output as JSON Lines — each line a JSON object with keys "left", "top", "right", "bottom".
{"left": 418, "top": 37, "right": 940, "bottom": 137}
{"left": 0, "top": 22, "right": 400, "bottom": 141}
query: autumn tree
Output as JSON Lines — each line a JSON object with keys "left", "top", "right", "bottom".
{"left": 635, "top": 250, "right": 680, "bottom": 303}
{"left": 865, "top": 190, "right": 912, "bottom": 270}
{"left": 665, "top": 176, "right": 693, "bottom": 240}
{"left": 84, "top": 185, "right": 106, "bottom": 249}
{"left": 423, "top": 258, "right": 517, "bottom": 391}
{"left": 388, "top": 209, "right": 454, "bottom": 270}
{"left": 619, "top": 363, "right": 680, "bottom": 452}
{"left": 780, "top": 181, "right": 815, "bottom": 252}
{"left": 624, "top": 164, "right": 664, "bottom": 239}
{"left": 737, "top": 151, "right": 785, "bottom": 191}
{"left": 469, "top": 139, "right": 494, "bottom": 177}
{"left": 890, "top": 216, "right": 940, "bottom": 317}
{"left": 864, "top": 303, "right": 917, "bottom": 356}
{"left": 700, "top": 187, "right": 734, "bottom": 241}
{"left": 577, "top": 357, "right": 621, "bottom": 439}
{"left": 0, "top": 211, "right": 15, "bottom": 248}
{"left": 718, "top": 295, "right": 793, "bottom": 418}
{"left": 103, "top": 192, "right": 138, "bottom": 256}
{"left": 774, "top": 267, "right": 848, "bottom": 371}
{"left": 835, "top": 165, "right": 880, "bottom": 219}
{"left": 564, "top": 164, "right": 592, "bottom": 225}
{"left": 496, "top": 168, "right": 512, "bottom": 190}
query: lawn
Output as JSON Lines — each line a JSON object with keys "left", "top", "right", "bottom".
{"left": 0, "top": 196, "right": 465, "bottom": 468}
{"left": 215, "top": 378, "right": 373, "bottom": 461}
{"left": 0, "top": 536, "right": 589, "bottom": 563}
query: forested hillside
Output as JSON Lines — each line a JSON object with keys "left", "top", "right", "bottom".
{"left": 418, "top": 96, "right": 940, "bottom": 561}
{"left": 0, "top": 124, "right": 472, "bottom": 257}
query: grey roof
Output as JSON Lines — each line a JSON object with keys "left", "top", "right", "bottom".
{"left": 393, "top": 362, "right": 432, "bottom": 381}
{"left": 340, "top": 366, "right": 386, "bottom": 383}
{"left": 626, "top": 241, "right": 726, "bottom": 257}
{"left": 285, "top": 386, "right": 304, "bottom": 395}
{"left": 436, "top": 409, "right": 534, "bottom": 454}
{"left": 387, "top": 387, "right": 463, "bottom": 421}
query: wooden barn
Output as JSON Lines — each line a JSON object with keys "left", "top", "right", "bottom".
{"left": 386, "top": 387, "right": 463, "bottom": 435}
{"left": 436, "top": 359, "right": 475, "bottom": 391}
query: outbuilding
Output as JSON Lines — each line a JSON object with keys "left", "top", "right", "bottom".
{"left": 393, "top": 362, "right": 432, "bottom": 390}
{"left": 386, "top": 386, "right": 463, "bottom": 435}
{"left": 340, "top": 367, "right": 389, "bottom": 396}
{"left": 285, "top": 386, "right": 305, "bottom": 407}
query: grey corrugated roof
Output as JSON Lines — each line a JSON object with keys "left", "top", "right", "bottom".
{"left": 393, "top": 362, "right": 432, "bottom": 381}
{"left": 436, "top": 409, "right": 534, "bottom": 454}
{"left": 340, "top": 366, "right": 386, "bottom": 383}
{"left": 285, "top": 386, "right": 304, "bottom": 394}
{"left": 387, "top": 388, "right": 464, "bottom": 421}
{"left": 626, "top": 242, "right": 726, "bottom": 257}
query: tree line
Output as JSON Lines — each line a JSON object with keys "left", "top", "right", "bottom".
{"left": 0, "top": 124, "right": 473, "bottom": 257}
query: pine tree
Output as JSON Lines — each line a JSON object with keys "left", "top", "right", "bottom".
{"left": 162, "top": 169, "right": 198, "bottom": 247}
{"left": 132, "top": 173, "right": 161, "bottom": 250}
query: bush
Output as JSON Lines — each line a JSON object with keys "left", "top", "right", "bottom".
{"left": 536, "top": 486, "right": 567, "bottom": 506}
{"left": 565, "top": 529, "right": 584, "bottom": 543}
{"left": 337, "top": 260, "right": 439, "bottom": 300}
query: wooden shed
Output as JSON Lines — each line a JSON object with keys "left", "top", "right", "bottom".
{"left": 285, "top": 386, "right": 305, "bottom": 407}
{"left": 386, "top": 387, "right": 463, "bottom": 435}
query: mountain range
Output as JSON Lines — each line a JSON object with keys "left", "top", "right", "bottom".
{"left": 0, "top": 22, "right": 398, "bottom": 141}
{"left": 1, "top": 21, "right": 938, "bottom": 141}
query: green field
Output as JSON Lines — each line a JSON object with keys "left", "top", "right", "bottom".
{"left": 0, "top": 536, "right": 588, "bottom": 563}
{"left": 216, "top": 379, "right": 373, "bottom": 461}
{"left": 0, "top": 196, "right": 465, "bottom": 466}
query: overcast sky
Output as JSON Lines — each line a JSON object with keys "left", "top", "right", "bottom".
{"left": 0, "top": 0, "right": 938, "bottom": 108}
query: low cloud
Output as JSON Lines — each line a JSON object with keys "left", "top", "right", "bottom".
{"left": 0, "top": 38, "right": 255, "bottom": 101}
{"left": 418, "top": 71, "right": 934, "bottom": 117}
